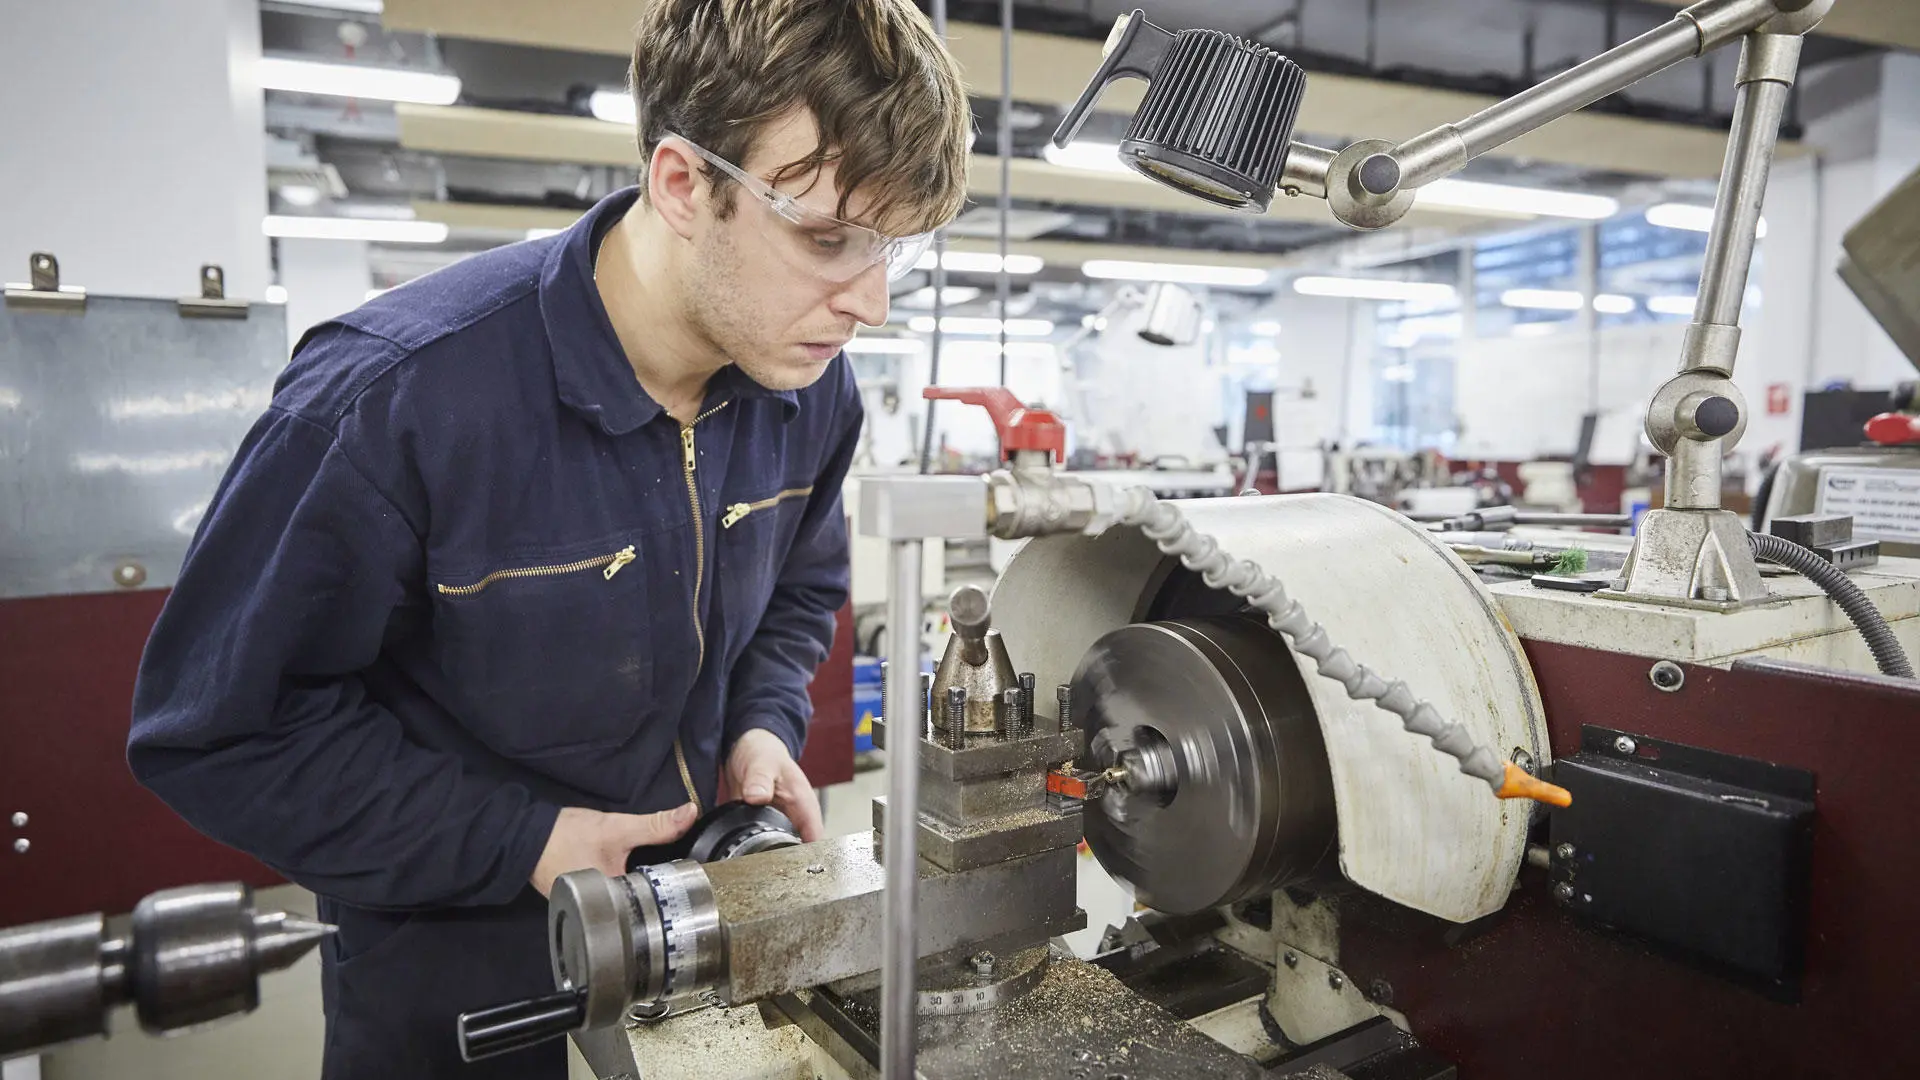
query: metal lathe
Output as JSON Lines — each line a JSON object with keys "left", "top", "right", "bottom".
{"left": 452, "top": 1, "right": 1920, "bottom": 1076}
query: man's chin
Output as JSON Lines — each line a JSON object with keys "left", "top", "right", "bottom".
{"left": 739, "top": 354, "right": 834, "bottom": 393}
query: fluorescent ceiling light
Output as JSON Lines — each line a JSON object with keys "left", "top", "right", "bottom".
{"left": 258, "top": 57, "right": 460, "bottom": 106}
{"left": 1592, "top": 293, "right": 1635, "bottom": 314}
{"left": 278, "top": 183, "right": 322, "bottom": 208}
{"left": 526, "top": 227, "right": 565, "bottom": 241}
{"left": 265, "top": 284, "right": 288, "bottom": 304}
{"left": 843, "top": 338, "right": 924, "bottom": 355}
{"left": 1646, "top": 202, "right": 1767, "bottom": 238}
{"left": 589, "top": 89, "right": 635, "bottom": 126}
{"left": 1041, "top": 141, "right": 1134, "bottom": 176}
{"left": 1418, "top": 179, "right": 1618, "bottom": 220}
{"left": 339, "top": 203, "right": 418, "bottom": 220}
{"left": 294, "top": 0, "right": 384, "bottom": 11}
{"left": 936, "top": 341, "right": 1059, "bottom": 362}
{"left": 1292, "top": 276, "right": 1455, "bottom": 303}
{"left": 1511, "top": 322, "right": 1560, "bottom": 338}
{"left": 1501, "top": 288, "right": 1585, "bottom": 311}
{"left": 1382, "top": 365, "right": 1416, "bottom": 382}
{"left": 913, "top": 251, "right": 1045, "bottom": 275}
{"left": 264, "top": 216, "right": 448, "bottom": 243}
{"left": 1250, "top": 320, "right": 1282, "bottom": 335}
{"left": 1647, "top": 294, "right": 1697, "bottom": 316}
{"left": 908, "top": 316, "right": 1055, "bottom": 337}
{"left": 1082, "top": 260, "right": 1269, "bottom": 288}
{"left": 1384, "top": 313, "right": 1462, "bottom": 347}
{"left": 900, "top": 286, "right": 983, "bottom": 308}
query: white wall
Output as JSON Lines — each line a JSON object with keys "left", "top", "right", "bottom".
{"left": 0, "top": 0, "right": 269, "bottom": 300}
{"left": 278, "top": 239, "right": 374, "bottom": 357}
{"left": 1445, "top": 50, "right": 1920, "bottom": 474}
{"left": 1272, "top": 293, "right": 1360, "bottom": 448}
{"left": 1074, "top": 304, "right": 1224, "bottom": 466}
{"left": 1454, "top": 321, "right": 1685, "bottom": 462}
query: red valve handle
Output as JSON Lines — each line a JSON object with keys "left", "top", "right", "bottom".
{"left": 924, "top": 386, "right": 1067, "bottom": 463}
{"left": 1864, "top": 412, "right": 1920, "bottom": 446}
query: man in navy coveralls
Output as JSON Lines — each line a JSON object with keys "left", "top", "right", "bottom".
{"left": 127, "top": 2, "right": 972, "bottom": 1074}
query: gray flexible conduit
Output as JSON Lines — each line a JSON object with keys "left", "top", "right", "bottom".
{"left": 1115, "top": 489, "right": 1509, "bottom": 791}
{"left": 1749, "top": 531, "right": 1915, "bottom": 679}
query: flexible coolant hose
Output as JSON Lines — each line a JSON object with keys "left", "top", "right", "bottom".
{"left": 1749, "top": 531, "right": 1914, "bottom": 679}
{"left": 1113, "top": 489, "right": 1569, "bottom": 806}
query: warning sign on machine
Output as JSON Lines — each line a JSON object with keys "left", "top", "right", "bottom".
{"left": 1814, "top": 467, "right": 1920, "bottom": 545}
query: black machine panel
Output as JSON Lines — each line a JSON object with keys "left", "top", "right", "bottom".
{"left": 1548, "top": 725, "right": 1815, "bottom": 997}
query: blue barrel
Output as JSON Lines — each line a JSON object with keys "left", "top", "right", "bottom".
{"left": 852, "top": 656, "right": 882, "bottom": 753}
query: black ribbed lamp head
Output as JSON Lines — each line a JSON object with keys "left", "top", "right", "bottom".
{"left": 1053, "top": 10, "right": 1307, "bottom": 213}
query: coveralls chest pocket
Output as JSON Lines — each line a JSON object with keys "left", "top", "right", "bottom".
{"left": 430, "top": 533, "right": 664, "bottom": 758}
{"left": 714, "top": 483, "right": 814, "bottom": 644}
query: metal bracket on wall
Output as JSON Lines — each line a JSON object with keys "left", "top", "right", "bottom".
{"left": 3, "top": 252, "right": 86, "bottom": 312}
{"left": 177, "top": 264, "right": 248, "bottom": 319}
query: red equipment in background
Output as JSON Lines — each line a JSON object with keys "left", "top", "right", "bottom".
{"left": 923, "top": 386, "right": 1067, "bottom": 463}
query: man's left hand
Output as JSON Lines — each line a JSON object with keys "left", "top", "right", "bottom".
{"left": 727, "top": 728, "right": 825, "bottom": 841}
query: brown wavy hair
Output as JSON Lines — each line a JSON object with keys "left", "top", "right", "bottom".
{"left": 629, "top": 0, "right": 973, "bottom": 237}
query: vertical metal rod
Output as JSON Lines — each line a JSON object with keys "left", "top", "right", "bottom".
{"left": 1365, "top": 0, "right": 1379, "bottom": 71}
{"left": 920, "top": 671, "right": 934, "bottom": 740}
{"left": 1694, "top": 34, "right": 1797, "bottom": 330}
{"left": 919, "top": 0, "right": 950, "bottom": 475}
{"left": 880, "top": 540, "right": 924, "bottom": 1080}
{"left": 1580, "top": 222, "right": 1600, "bottom": 414}
{"left": 997, "top": 0, "right": 1013, "bottom": 387}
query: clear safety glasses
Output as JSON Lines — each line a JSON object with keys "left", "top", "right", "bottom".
{"left": 667, "top": 134, "right": 935, "bottom": 284}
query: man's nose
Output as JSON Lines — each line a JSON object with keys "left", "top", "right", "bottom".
{"left": 831, "top": 261, "right": 891, "bottom": 328}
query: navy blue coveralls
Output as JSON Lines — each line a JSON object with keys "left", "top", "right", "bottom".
{"left": 127, "top": 189, "right": 862, "bottom": 1078}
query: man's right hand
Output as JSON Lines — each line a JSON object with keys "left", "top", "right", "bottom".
{"left": 531, "top": 804, "right": 698, "bottom": 897}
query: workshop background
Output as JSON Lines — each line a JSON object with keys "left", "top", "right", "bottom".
{"left": 3, "top": 0, "right": 1919, "bottom": 1078}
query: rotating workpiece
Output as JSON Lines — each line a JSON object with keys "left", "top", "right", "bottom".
{"left": 0, "top": 883, "right": 331, "bottom": 1058}
{"left": 1073, "top": 617, "right": 1338, "bottom": 915}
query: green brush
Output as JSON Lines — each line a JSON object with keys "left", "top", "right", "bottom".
{"left": 1550, "top": 547, "right": 1589, "bottom": 576}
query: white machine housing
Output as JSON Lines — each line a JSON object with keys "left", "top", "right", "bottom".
{"left": 993, "top": 493, "right": 1548, "bottom": 924}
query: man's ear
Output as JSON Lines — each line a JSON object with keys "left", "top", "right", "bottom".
{"left": 647, "top": 139, "right": 706, "bottom": 241}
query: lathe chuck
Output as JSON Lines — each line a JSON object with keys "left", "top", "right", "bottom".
{"left": 1073, "top": 616, "right": 1337, "bottom": 914}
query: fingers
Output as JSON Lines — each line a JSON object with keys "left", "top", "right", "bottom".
{"left": 773, "top": 763, "right": 825, "bottom": 842}
{"left": 611, "top": 802, "right": 698, "bottom": 850}
{"left": 738, "top": 759, "right": 780, "bottom": 806}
